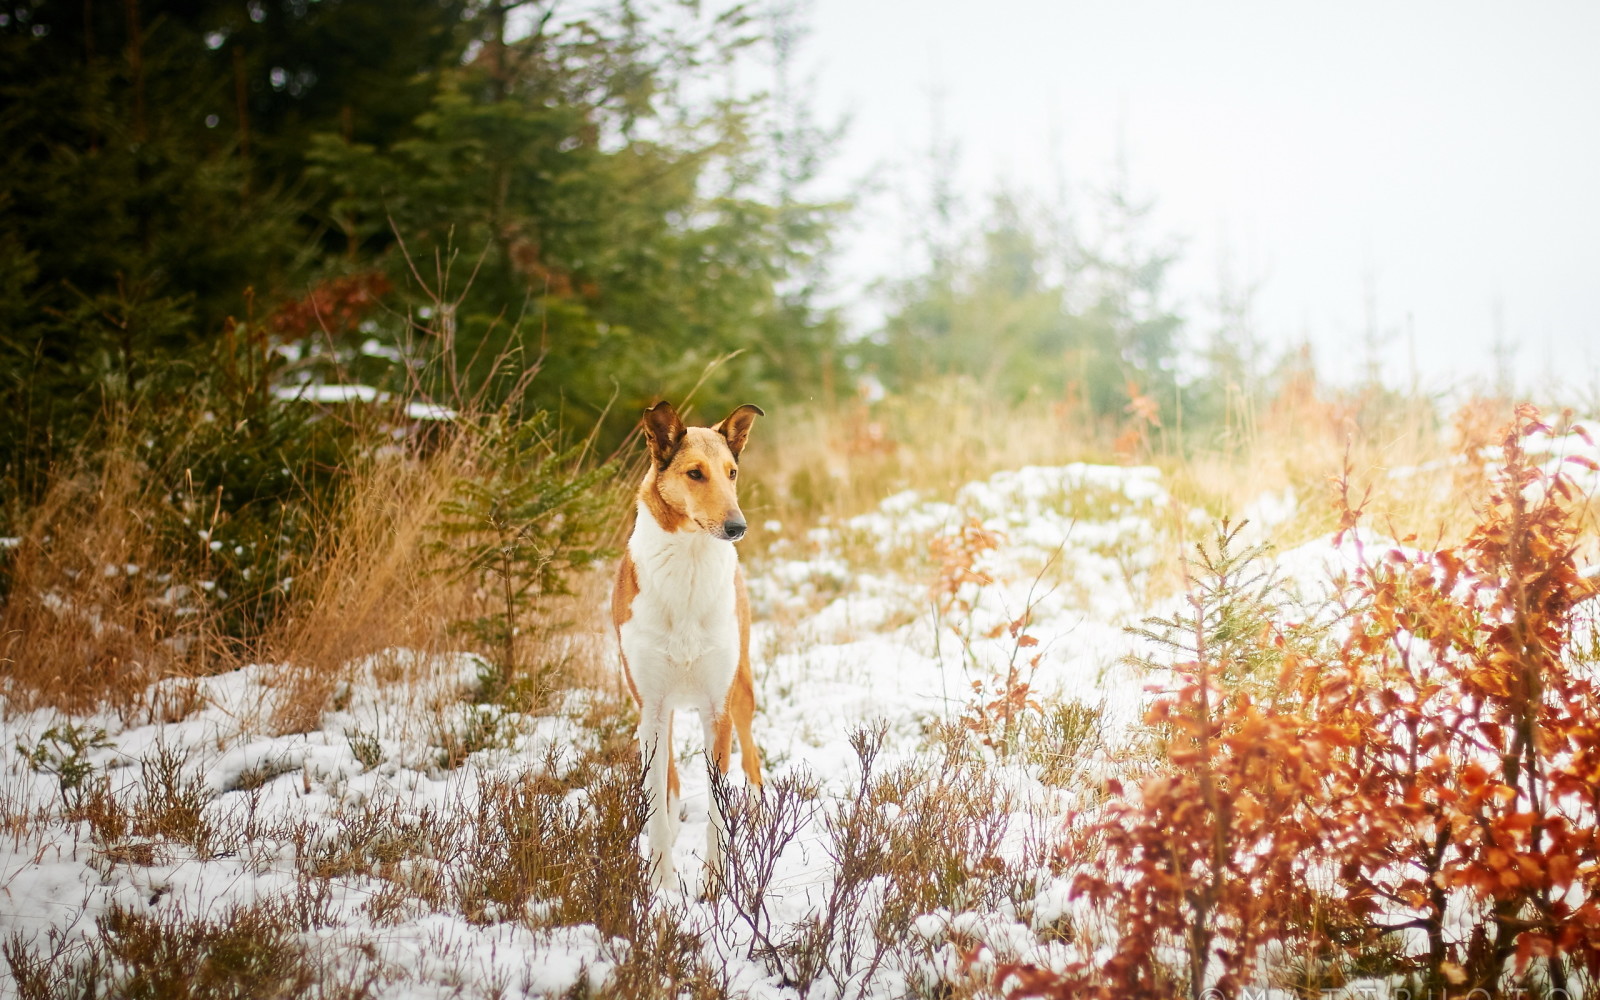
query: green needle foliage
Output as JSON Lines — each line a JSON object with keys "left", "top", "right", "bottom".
{"left": 1125, "top": 518, "right": 1293, "bottom": 694}
{"left": 429, "top": 413, "right": 615, "bottom": 708}
{"left": 1, "top": 0, "right": 844, "bottom": 510}
{"left": 17, "top": 723, "right": 113, "bottom": 813}
{"left": 0, "top": 0, "right": 842, "bottom": 682}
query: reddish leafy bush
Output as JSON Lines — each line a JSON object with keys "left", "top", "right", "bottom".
{"left": 1006, "top": 406, "right": 1600, "bottom": 999}
{"left": 1011, "top": 522, "right": 1346, "bottom": 1000}
{"left": 1318, "top": 405, "right": 1600, "bottom": 995}
{"left": 270, "top": 271, "right": 392, "bottom": 340}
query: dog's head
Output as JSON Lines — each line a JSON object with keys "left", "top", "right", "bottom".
{"left": 641, "top": 400, "right": 764, "bottom": 541}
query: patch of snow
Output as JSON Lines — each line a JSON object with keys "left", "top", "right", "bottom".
{"left": 6, "top": 458, "right": 1478, "bottom": 996}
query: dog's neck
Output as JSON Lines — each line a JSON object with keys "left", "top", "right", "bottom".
{"left": 629, "top": 494, "right": 736, "bottom": 594}
{"left": 636, "top": 467, "right": 688, "bottom": 533}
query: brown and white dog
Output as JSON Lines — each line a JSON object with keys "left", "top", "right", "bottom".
{"left": 612, "top": 400, "right": 765, "bottom": 890}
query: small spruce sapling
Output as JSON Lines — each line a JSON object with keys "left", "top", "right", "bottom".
{"left": 1012, "top": 520, "right": 1340, "bottom": 1000}
{"left": 18, "top": 723, "right": 114, "bottom": 814}
{"left": 430, "top": 412, "right": 613, "bottom": 708}
{"left": 1124, "top": 518, "right": 1292, "bottom": 696}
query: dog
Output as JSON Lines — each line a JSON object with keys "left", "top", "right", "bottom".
{"left": 612, "top": 400, "right": 765, "bottom": 890}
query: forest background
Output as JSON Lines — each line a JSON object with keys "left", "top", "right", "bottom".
{"left": 0, "top": 0, "right": 1301, "bottom": 654}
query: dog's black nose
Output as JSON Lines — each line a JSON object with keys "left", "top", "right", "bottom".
{"left": 722, "top": 519, "right": 747, "bottom": 541}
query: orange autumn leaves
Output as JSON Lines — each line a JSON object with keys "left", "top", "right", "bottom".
{"left": 1004, "top": 405, "right": 1600, "bottom": 1000}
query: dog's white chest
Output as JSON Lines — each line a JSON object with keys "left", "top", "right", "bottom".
{"left": 622, "top": 506, "right": 740, "bottom": 678}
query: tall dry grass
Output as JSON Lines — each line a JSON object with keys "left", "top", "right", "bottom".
{"left": 259, "top": 440, "right": 470, "bottom": 733}
{"left": 0, "top": 372, "right": 1563, "bottom": 727}
{"left": 0, "top": 402, "right": 633, "bottom": 730}
{"left": 0, "top": 444, "right": 201, "bottom": 717}
{"left": 745, "top": 378, "right": 1520, "bottom": 557}
{"left": 264, "top": 439, "right": 631, "bottom": 733}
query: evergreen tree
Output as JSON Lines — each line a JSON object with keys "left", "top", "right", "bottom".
{"left": 1, "top": 0, "right": 844, "bottom": 497}
{"left": 305, "top": 0, "right": 843, "bottom": 429}
{"left": 869, "top": 176, "right": 1185, "bottom": 424}
{"left": 1074, "top": 166, "right": 1184, "bottom": 421}
{"left": 0, "top": 0, "right": 468, "bottom": 495}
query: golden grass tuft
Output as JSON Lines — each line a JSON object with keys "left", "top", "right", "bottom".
{"left": 261, "top": 440, "right": 473, "bottom": 734}
{"left": 0, "top": 446, "right": 199, "bottom": 717}
{"left": 747, "top": 379, "right": 1526, "bottom": 561}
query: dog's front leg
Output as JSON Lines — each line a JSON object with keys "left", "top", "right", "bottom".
{"left": 637, "top": 704, "right": 676, "bottom": 891}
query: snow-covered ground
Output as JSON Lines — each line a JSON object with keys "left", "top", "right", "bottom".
{"left": 2, "top": 432, "right": 1595, "bottom": 998}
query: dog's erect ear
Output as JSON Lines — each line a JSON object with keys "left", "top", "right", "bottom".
{"left": 642, "top": 401, "right": 687, "bottom": 470}
{"left": 713, "top": 403, "right": 765, "bottom": 460}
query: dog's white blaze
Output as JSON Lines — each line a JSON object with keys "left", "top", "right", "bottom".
{"left": 620, "top": 500, "right": 740, "bottom": 705}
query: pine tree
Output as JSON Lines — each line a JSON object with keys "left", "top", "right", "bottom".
{"left": 429, "top": 413, "right": 613, "bottom": 706}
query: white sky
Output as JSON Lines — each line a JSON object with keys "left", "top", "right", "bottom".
{"left": 799, "top": 0, "right": 1600, "bottom": 395}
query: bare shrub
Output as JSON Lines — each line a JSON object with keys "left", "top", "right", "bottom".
{"left": 6, "top": 896, "right": 376, "bottom": 1000}
{"left": 779, "top": 724, "right": 898, "bottom": 993}
{"left": 461, "top": 754, "right": 650, "bottom": 935}
{"left": 1019, "top": 698, "right": 1104, "bottom": 788}
{"left": 707, "top": 764, "right": 822, "bottom": 972}
{"left": 301, "top": 799, "right": 452, "bottom": 899}
{"left": 599, "top": 904, "right": 729, "bottom": 1000}
{"left": 130, "top": 742, "right": 213, "bottom": 854}
{"left": 5, "top": 923, "right": 105, "bottom": 1000}
{"left": 457, "top": 748, "right": 730, "bottom": 996}
{"left": 709, "top": 723, "right": 1035, "bottom": 998}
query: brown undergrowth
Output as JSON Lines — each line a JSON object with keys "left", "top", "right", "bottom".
{"left": 1, "top": 403, "right": 627, "bottom": 736}
{"left": 2, "top": 376, "right": 1543, "bottom": 725}
{"left": 747, "top": 380, "right": 1506, "bottom": 560}
{"left": 6, "top": 380, "right": 1597, "bottom": 998}
{"left": 0, "top": 444, "right": 206, "bottom": 718}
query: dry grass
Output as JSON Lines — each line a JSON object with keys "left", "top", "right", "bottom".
{"left": 2, "top": 375, "right": 1530, "bottom": 727}
{"left": 0, "top": 446, "right": 202, "bottom": 717}
{"left": 740, "top": 382, "right": 1107, "bottom": 540}
{"left": 1, "top": 405, "right": 629, "bottom": 735}
{"left": 1167, "top": 385, "right": 1492, "bottom": 546}
{"left": 746, "top": 379, "right": 1531, "bottom": 564}
{"left": 6, "top": 895, "right": 382, "bottom": 1000}
{"left": 258, "top": 414, "right": 633, "bottom": 735}
{"left": 261, "top": 440, "right": 477, "bottom": 734}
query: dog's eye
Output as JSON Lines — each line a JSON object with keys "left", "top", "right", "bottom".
{"left": 686, "top": 468, "right": 704, "bottom": 481}
{"left": 728, "top": 468, "right": 737, "bottom": 480}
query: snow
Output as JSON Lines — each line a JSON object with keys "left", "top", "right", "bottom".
{"left": 275, "top": 383, "right": 383, "bottom": 405}
{"left": 3, "top": 451, "right": 1586, "bottom": 997}
{"left": 271, "top": 383, "right": 458, "bottom": 422}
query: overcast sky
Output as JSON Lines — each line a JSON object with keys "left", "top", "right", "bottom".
{"left": 798, "top": 0, "right": 1600, "bottom": 395}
